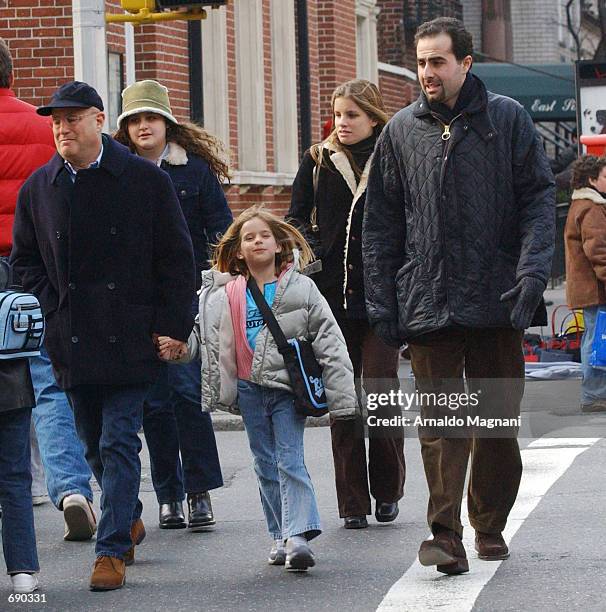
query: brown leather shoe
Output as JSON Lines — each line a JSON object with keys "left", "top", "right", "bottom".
{"left": 475, "top": 531, "right": 509, "bottom": 560}
{"left": 418, "top": 531, "right": 469, "bottom": 575}
{"left": 124, "top": 518, "right": 146, "bottom": 567}
{"left": 580, "top": 401, "right": 606, "bottom": 413}
{"left": 89, "top": 556, "right": 125, "bottom": 591}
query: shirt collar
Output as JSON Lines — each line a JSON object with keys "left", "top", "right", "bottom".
{"left": 156, "top": 143, "right": 170, "bottom": 167}
{"left": 63, "top": 143, "right": 104, "bottom": 181}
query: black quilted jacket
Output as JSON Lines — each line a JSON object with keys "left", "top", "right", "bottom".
{"left": 363, "top": 79, "right": 556, "bottom": 341}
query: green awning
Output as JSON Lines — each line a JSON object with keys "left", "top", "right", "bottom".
{"left": 471, "top": 63, "right": 576, "bottom": 121}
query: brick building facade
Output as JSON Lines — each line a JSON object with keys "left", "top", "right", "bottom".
{"left": 0, "top": 0, "right": 423, "bottom": 217}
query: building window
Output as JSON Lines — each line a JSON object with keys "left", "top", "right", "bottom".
{"left": 107, "top": 52, "right": 124, "bottom": 131}
{"left": 356, "top": 0, "right": 379, "bottom": 83}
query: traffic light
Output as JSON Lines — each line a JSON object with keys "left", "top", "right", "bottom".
{"left": 156, "top": 1, "right": 228, "bottom": 7}
{"left": 121, "top": 0, "right": 155, "bottom": 13}
{"left": 111, "top": 0, "right": 228, "bottom": 23}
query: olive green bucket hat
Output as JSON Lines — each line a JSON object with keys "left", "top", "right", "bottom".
{"left": 117, "top": 80, "right": 178, "bottom": 128}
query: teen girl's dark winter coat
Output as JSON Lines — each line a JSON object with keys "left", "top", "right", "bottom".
{"left": 160, "top": 142, "right": 232, "bottom": 287}
{"left": 288, "top": 134, "right": 376, "bottom": 319}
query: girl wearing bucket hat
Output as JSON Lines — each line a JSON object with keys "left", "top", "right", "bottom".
{"left": 114, "top": 80, "right": 231, "bottom": 532}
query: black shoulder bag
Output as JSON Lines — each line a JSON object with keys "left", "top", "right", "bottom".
{"left": 247, "top": 277, "right": 328, "bottom": 417}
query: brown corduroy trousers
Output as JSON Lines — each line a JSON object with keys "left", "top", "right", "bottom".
{"left": 408, "top": 326, "right": 524, "bottom": 538}
{"left": 330, "top": 319, "right": 406, "bottom": 517}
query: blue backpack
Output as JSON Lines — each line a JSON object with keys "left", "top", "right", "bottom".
{"left": 0, "top": 260, "right": 45, "bottom": 359}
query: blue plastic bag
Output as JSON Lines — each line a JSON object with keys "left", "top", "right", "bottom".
{"left": 589, "top": 307, "right": 606, "bottom": 367}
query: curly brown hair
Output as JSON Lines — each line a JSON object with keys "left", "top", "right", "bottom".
{"left": 114, "top": 118, "right": 230, "bottom": 183}
{"left": 212, "top": 205, "right": 314, "bottom": 276}
{"left": 571, "top": 155, "right": 606, "bottom": 190}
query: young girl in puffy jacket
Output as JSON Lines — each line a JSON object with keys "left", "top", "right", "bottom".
{"left": 158, "top": 206, "right": 357, "bottom": 571}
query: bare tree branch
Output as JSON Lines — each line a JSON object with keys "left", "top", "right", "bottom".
{"left": 594, "top": 0, "right": 606, "bottom": 59}
{"left": 566, "top": 0, "right": 582, "bottom": 60}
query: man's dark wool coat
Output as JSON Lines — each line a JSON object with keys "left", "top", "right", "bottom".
{"left": 10, "top": 136, "right": 196, "bottom": 390}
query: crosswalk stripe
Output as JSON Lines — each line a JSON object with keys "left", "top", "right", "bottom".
{"left": 377, "top": 437, "right": 600, "bottom": 611}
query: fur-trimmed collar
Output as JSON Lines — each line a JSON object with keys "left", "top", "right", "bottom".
{"left": 572, "top": 187, "right": 606, "bottom": 205}
{"left": 320, "top": 141, "right": 372, "bottom": 199}
{"left": 163, "top": 141, "right": 188, "bottom": 166}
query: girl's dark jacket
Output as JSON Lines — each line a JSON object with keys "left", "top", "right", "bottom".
{"left": 363, "top": 77, "right": 555, "bottom": 341}
{"left": 159, "top": 142, "right": 232, "bottom": 288}
{"left": 10, "top": 136, "right": 196, "bottom": 390}
{"left": 289, "top": 139, "right": 374, "bottom": 319}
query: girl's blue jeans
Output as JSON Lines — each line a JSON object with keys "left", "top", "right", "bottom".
{"left": 0, "top": 407, "right": 40, "bottom": 574}
{"left": 581, "top": 306, "right": 606, "bottom": 405}
{"left": 237, "top": 380, "right": 321, "bottom": 541}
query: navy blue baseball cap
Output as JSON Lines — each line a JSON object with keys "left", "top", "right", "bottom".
{"left": 37, "top": 81, "right": 104, "bottom": 116}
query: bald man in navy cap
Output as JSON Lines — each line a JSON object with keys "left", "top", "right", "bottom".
{"left": 11, "top": 81, "right": 196, "bottom": 591}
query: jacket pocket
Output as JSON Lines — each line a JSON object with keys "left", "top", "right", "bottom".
{"left": 395, "top": 256, "right": 434, "bottom": 333}
{"left": 119, "top": 303, "right": 156, "bottom": 363}
{"left": 395, "top": 257, "right": 422, "bottom": 284}
{"left": 491, "top": 249, "right": 518, "bottom": 295}
{"left": 174, "top": 183, "right": 200, "bottom": 222}
{"left": 489, "top": 249, "right": 519, "bottom": 321}
{"left": 43, "top": 309, "right": 69, "bottom": 373}
{"left": 174, "top": 182, "right": 200, "bottom": 202}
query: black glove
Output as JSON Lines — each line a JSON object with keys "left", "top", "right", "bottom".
{"left": 373, "top": 320, "right": 402, "bottom": 349}
{"left": 500, "top": 277, "right": 545, "bottom": 330}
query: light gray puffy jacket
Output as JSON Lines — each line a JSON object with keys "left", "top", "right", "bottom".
{"left": 181, "top": 256, "right": 357, "bottom": 418}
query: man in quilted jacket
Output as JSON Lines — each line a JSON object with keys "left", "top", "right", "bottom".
{"left": 363, "top": 18, "right": 555, "bottom": 574}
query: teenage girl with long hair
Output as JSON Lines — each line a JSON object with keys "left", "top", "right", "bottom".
{"left": 288, "top": 79, "right": 406, "bottom": 529}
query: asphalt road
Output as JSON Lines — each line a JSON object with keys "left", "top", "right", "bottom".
{"left": 4, "top": 397, "right": 605, "bottom": 612}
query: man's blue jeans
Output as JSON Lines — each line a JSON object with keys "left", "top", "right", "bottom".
{"left": 29, "top": 347, "right": 93, "bottom": 508}
{"left": 67, "top": 383, "right": 149, "bottom": 559}
{"left": 581, "top": 306, "right": 606, "bottom": 405}
{"left": 0, "top": 407, "right": 40, "bottom": 574}
{"left": 143, "top": 361, "right": 223, "bottom": 503}
{"left": 237, "top": 380, "right": 321, "bottom": 541}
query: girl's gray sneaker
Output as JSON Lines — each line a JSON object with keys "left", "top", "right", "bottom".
{"left": 285, "top": 536, "right": 315, "bottom": 571}
{"left": 268, "top": 540, "right": 286, "bottom": 565}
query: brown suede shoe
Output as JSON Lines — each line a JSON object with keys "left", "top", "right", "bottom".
{"left": 475, "top": 531, "right": 509, "bottom": 560}
{"left": 89, "top": 556, "right": 125, "bottom": 591}
{"left": 418, "top": 531, "right": 469, "bottom": 575}
{"left": 581, "top": 401, "right": 606, "bottom": 413}
{"left": 124, "top": 518, "right": 146, "bottom": 567}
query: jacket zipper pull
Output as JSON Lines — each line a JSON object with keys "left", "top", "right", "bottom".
{"left": 441, "top": 123, "right": 451, "bottom": 141}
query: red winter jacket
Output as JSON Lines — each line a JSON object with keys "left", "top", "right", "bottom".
{"left": 0, "top": 88, "right": 55, "bottom": 256}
